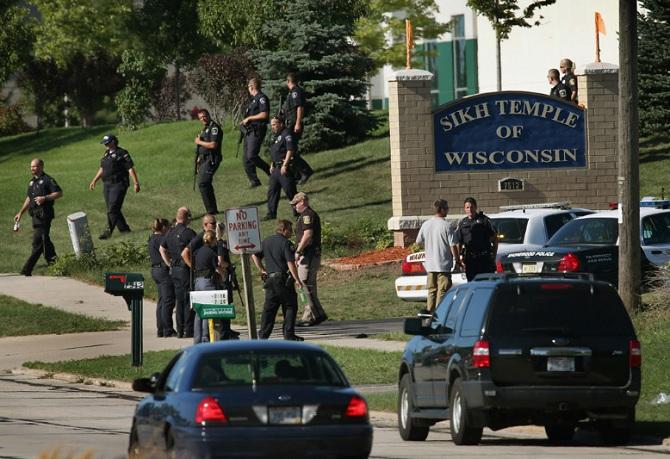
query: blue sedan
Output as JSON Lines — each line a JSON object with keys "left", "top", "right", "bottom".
{"left": 128, "top": 341, "right": 372, "bottom": 459}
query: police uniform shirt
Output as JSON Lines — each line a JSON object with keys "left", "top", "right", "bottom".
{"left": 457, "top": 213, "right": 496, "bottom": 255}
{"left": 148, "top": 233, "right": 166, "bottom": 265}
{"left": 269, "top": 128, "right": 296, "bottom": 164}
{"left": 161, "top": 223, "right": 197, "bottom": 261}
{"left": 296, "top": 207, "right": 321, "bottom": 257}
{"left": 194, "top": 245, "right": 218, "bottom": 272}
{"left": 561, "top": 72, "right": 578, "bottom": 102}
{"left": 100, "top": 147, "right": 134, "bottom": 184}
{"left": 217, "top": 240, "right": 231, "bottom": 265}
{"left": 245, "top": 91, "right": 270, "bottom": 127}
{"left": 198, "top": 120, "right": 223, "bottom": 157}
{"left": 284, "top": 85, "right": 305, "bottom": 128}
{"left": 550, "top": 82, "right": 572, "bottom": 102}
{"left": 26, "top": 173, "right": 61, "bottom": 220}
{"left": 257, "top": 233, "right": 295, "bottom": 273}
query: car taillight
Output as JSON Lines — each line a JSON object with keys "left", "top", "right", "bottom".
{"left": 401, "top": 259, "right": 426, "bottom": 275}
{"left": 195, "top": 396, "right": 227, "bottom": 424}
{"left": 496, "top": 260, "right": 503, "bottom": 272}
{"left": 541, "top": 283, "right": 573, "bottom": 290}
{"left": 473, "top": 340, "right": 490, "bottom": 368}
{"left": 557, "top": 252, "right": 581, "bottom": 272}
{"left": 629, "top": 340, "right": 641, "bottom": 368}
{"left": 345, "top": 395, "right": 368, "bottom": 418}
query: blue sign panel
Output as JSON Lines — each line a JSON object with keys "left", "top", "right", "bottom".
{"left": 433, "top": 91, "right": 586, "bottom": 172}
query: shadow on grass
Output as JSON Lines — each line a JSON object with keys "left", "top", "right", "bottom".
{"left": 325, "top": 198, "right": 391, "bottom": 213}
{"left": 316, "top": 156, "right": 389, "bottom": 180}
{"left": 634, "top": 420, "right": 670, "bottom": 440}
{"left": 640, "top": 133, "right": 670, "bottom": 164}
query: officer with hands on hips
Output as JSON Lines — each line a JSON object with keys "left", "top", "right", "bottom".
{"left": 15, "top": 158, "right": 63, "bottom": 276}
{"left": 283, "top": 72, "right": 313, "bottom": 185}
{"left": 89, "top": 134, "right": 140, "bottom": 240}
{"left": 252, "top": 219, "right": 304, "bottom": 341}
{"left": 195, "top": 109, "right": 223, "bottom": 215}
{"left": 241, "top": 77, "right": 271, "bottom": 188}
{"left": 456, "top": 197, "right": 498, "bottom": 281}
{"left": 264, "top": 116, "right": 297, "bottom": 221}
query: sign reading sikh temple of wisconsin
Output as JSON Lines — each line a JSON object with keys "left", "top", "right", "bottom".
{"left": 433, "top": 91, "right": 586, "bottom": 172}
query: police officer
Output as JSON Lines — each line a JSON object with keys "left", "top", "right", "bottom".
{"left": 89, "top": 134, "right": 140, "bottom": 240}
{"left": 159, "top": 207, "right": 197, "bottom": 338}
{"left": 241, "top": 78, "right": 271, "bottom": 188}
{"left": 252, "top": 219, "right": 304, "bottom": 341}
{"left": 195, "top": 109, "right": 223, "bottom": 214}
{"left": 560, "top": 58, "right": 579, "bottom": 105}
{"left": 292, "top": 192, "right": 327, "bottom": 327}
{"left": 456, "top": 197, "right": 498, "bottom": 281}
{"left": 191, "top": 230, "right": 223, "bottom": 343}
{"left": 547, "top": 68, "right": 571, "bottom": 102}
{"left": 14, "top": 158, "right": 63, "bottom": 276}
{"left": 264, "top": 116, "right": 297, "bottom": 221}
{"left": 282, "top": 73, "right": 314, "bottom": 185}
{"left": 148, "top": 218, "right": 176, "bottom": 338}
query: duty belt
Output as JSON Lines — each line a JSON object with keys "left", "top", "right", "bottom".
{"left": 466, "top": 251, "right": 492, "bottom": 258}
{"left": 151, "top": 263, "right": 165, "bottom": 268}
{"left": 195, "top": 269, "right": 215, "bottom": 278}
{"left": 103, "top": 176, "right": 126, "bottom": 185}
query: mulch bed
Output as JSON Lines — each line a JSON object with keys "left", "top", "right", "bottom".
{"left": 324, "top": 246, "right": 411, "bottom": 271}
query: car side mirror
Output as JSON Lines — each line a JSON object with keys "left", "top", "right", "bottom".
{"left": 404, "top": 317, "right": 432, "bottom": 336}
{"left": 132, "top": 372, "right": 160, "bottom": 393}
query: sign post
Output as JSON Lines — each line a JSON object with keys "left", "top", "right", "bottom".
{"left": 225, "top": 207, "right": 262, "bottom": 339}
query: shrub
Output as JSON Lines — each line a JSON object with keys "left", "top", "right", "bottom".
{"left": 116, "top": 49, "right": 165, "bottom": 130}
{"left": 0, "top": 104, "right": 31, "bottom": 136}
{"left": 47, "top": 241, "right": 149, "bottom": 276}
{"left": 152, "top": 73, "right": 191, "bottom": 122}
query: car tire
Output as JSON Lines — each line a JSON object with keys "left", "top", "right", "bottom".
{"left": 449, "top": 378, "right": 483, "bottom": 445}
{"left": 165, "top": 427, "right": 178, "bottom": 459}
{"left": 598, "top": 409, "right": 634, "bottom": 445}
{"left": 397, "top": 374, "right": 429, "bottom": 441}
{"left": 128, "top": 423, "right": 141, "bottom": 459}
{"left": 544, "top": 420, "right": 576, "bottom": 443}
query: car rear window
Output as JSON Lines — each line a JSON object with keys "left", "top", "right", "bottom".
{"left": 547, "top": 217, "right": 618, "bottom": 245}
{"left": 487, "top": 283, "right": 634, "bottom": 337}
{"left": 492, "top": 218, "right": 528, "bottom": 244}
{"left": 642, "top": 212, "right": 670, "bottom": 245}
{"left": 192, "top": 351, "right": 347, "bottom": 390}
{"left": 543, "top": 213, "right": 574, "bottom": 239}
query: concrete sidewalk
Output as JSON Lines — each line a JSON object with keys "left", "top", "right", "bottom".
{"left": 0, "top": 274, "right": 405, "bottom": 371}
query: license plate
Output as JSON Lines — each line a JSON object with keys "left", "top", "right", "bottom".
{"left": 268, "top": 406, "right": 302, "bottom": 425}
{"left": 547, "top": 357, "right": 575, "bottom": 372}
{"left": 522, "top": 263, "right": 538, "bottom": 273}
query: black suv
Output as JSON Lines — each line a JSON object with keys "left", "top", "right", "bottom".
{"left": 397, "top": 273, "right": 641, "bottom": 445}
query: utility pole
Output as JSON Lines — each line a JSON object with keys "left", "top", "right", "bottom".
{"left": 617, "top": 0, "right": 640, "bottom": 313}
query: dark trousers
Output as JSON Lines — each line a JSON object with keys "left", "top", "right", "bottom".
{"left": 259, "top": 276, "right": 297, "bottom": 339}
{"left": 465, "top": 255, "right": 496, "bottom": 282}
{"left": 291, "top": 130, "right": 313, "bottom": 178}
{"left": 103, "top": 182, "right": 130, "bottom": 233}
{"left": 152, "top": 266, "right": 175, "bottom": 335}
{"left": 21, "top": 219, "right": 56, "bottom": 275}
{"left": 170, "top": 265, "right": 194, "bottom": 335}
{"left": 243, "top": 129, "right": 270, "bottom": 183}
{"left": 198, "top": 157, "right": 220, "bottom": 214}
{"left": 267, "top": 168, "right": 297, "bottom": 218}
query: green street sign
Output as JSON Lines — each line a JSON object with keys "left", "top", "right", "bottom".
{"left": 192, "top": 303, "right": 236, "bottom": 319}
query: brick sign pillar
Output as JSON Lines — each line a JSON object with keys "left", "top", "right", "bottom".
{"left": 387, "top": 69, "right": 434, "bottom": 247}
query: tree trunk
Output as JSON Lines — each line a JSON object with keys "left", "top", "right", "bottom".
{"left": 175, "top": 63, "right": 181, "bottom": 121}
{"left": 617, "top": 0, "right": 640, "bottom": 313}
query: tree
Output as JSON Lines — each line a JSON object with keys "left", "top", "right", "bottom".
{"left": 354, "top": 0, "right": 450, "bottom": 71}
{"left": 253, "top": 0, "right": 376, "bottom": 152}
{"left": 467, "top": 0, "right": 556, "bottom": 90}
{"left": 0, "top": 2, "right": 35, "bottom": 85}
{"left": 116, "top": 50, "right": 166, "bottom": 130}
{"left": 17, "top": 58, "right": 66, "bottom": 129}
{"left": 638, "top": 0, "right": 670, "bottom": 137}
{"left": 197, "top": 0, "right": 276, "bottom": 49}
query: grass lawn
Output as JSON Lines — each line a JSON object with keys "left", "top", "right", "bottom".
{"left": 0, "top": 294, "right": 125, "bottom": 336}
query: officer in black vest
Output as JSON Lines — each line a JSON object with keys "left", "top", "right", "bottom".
{"left": 89, "top": 134, "right": 140, "bottom": 240}
{"left": 252, "top": 219, "right": 304, "bottom": 341}
{"left": 195, "top": 109, "right": 223, "bottom": 215}
{"left": 547, "top": 68, "right": 572, "bottom": 102}
{"left": 456, "top": 197, "right": 498, "bottom": 281}
{"left": 148, "top": 218, "right": 176, "bottom": 338}
{"left": 14, "top": 158, "right": 63, "bottom": 276}
{"left": 264, "top": 116, "right": 298, "bottom": 221}
{"left": 560, "top": 58, "right": 579, "bottom": 105}
{"left": 241, "top": 78, "right": 271, "bottom": 188}
{"left": 160, "top": 207, "right": 197, "bottom": 338}
{"left": 282, "top": 72, "right": 314, "bottom": 185}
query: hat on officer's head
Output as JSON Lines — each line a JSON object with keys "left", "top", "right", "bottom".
{"left": 290, "top": 192, "right": 308, "bottom": 205}
{"left": 100, "top": 134, "right": 117, "bottom": 145}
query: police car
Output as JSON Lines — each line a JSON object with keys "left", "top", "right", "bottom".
{"left": 497, "top": 204, "right": 670, "bottom": 285}
{"left": 395, "top": 204, "right": 593, "bottom": 301}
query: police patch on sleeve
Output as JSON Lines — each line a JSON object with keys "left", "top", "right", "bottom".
{"left": 292, "top": 91, "right": 298, "bottom": 99}
{"left": 302, "top": 215, "right": 311, "bottom": 225}
{"left": 570, "top": 78, "right": 576, "bottom": 85}
{"left": 260, "top": 97, "right": 266, "bottom": 104}
{"left": 211, "top": 127, "right": 219, "bottom": 136}
{"left": 559, "top": 89, "right": 567, "bottom": 98}
{"left": 286, "top": 135, "right": 292, "bottom": 142}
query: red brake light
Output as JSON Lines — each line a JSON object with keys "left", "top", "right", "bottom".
{"left": 345, "top": 395, "right": 368, "bottom": 418}
{"left": 195, "top": 396, "right": 227, "bottom": 424}
{"left": 557, "top": 252, "right": 581, "bottom": 272}
{"left": 496, "top": 260, "right": 504, "bottom": 272}
{"left": 540, "top": 283, "right": 573, "bottom": 290}
{"left": 473, "top": 340, "right": 490, "bottom": 368}
{"left": 629, "top": 339, "right": 641, "bottom": 368}
{"left": 401, "top": 258, "right": 426, "bottom": 275}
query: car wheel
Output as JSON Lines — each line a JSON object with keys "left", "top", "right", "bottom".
{"left": 128, "top": 423, "right": 141, "bottom": 459}
{"left": 165, "top": 427, "right": 178, "bottom": 459}
{"left": 449, "top": 378, "right": 483, "bottom": 445}
{"left": 544, "top": 420, "right": 576, "bottom": 443}
{"left": 397, "top": 374, "right": 429, "bottom": 441}
{"left": 599, "top": 409, "right": 634, "bottom": 445}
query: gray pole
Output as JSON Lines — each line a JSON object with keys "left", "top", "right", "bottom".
{"left": 240, "top": 253, "right": 258, "bottom": 339}
{"left": 617, "top": 0, "right": 640, "bottom": 313}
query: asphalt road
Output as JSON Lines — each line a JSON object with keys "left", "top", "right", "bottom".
{"left": 1, "top": 373, "right": 667, "bottom": 459}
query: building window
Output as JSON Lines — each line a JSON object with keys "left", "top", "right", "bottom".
{"left": 452, "top": 15, "right": 468, "bottom": 99}
{"left": 423, "top": 40, "right": 440, "bottom": 105}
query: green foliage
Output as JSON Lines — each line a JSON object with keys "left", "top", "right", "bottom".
{"left": 354, "top": 0, "right": 450, "bottom": 70}
{"left": 639, "top": 0, "right": 670, "bottom": 137}
{"left": 0, "top": 3, "right": 35, "bottom": 84}
{"left": 322, "top": 218, "right": 393, "bottom": 255}
{"left": 48, "top": 242, "right": 148, "bottom": 276}
{"left": 466, "top": 0, "right": 556, "bottom": 40}
{"left": 116, "top": 50, "right": 166, "bottom": 130}
{"left": 253, "top": 0, "right": 376, "bottom": 153}
{"left": 17, "top": 58, "right": 67, "bottom": 129}
{"left": 197, "top": 0, "right": 276, "bottom": 49}
{"left": 0, "top": 104, "right": 30, "bottom": 137}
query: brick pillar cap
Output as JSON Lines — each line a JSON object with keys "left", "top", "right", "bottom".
{"left": 583, "top": 62, "right": 619, "bottom": 74}
{"left": 388, "top": 69, "right": 433, "bottom": 82}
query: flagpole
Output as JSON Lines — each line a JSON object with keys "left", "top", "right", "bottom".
{"left": 406, "top": 19, "right": 411, "bottom": 69}
{"left": 595, "top": 12, "right": 601, "bottom": 62}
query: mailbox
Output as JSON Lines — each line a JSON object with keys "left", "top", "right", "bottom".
{"left": 104, "top": 272, "right": 144, "bottom": 367}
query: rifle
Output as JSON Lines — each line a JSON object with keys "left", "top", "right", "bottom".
{"left": 236, "top": 124, "right": 248, "bottom": 159}
{"left": 193, "top": 145, "right": 199, "bottom": 191}
{"left": 228, "top": 265, "right": 245, "bottom": 307}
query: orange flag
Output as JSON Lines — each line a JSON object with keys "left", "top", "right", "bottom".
{"left": 595, "top": 12, "right": 606, "bottom": 35}
{"left": 405, "top": 19, "right": 414, "bottom": 69}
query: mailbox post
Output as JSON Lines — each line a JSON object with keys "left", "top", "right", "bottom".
{"left": 104, "top": 272, "right": 144, "bottom": 366}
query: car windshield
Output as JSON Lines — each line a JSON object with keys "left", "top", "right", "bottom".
{"left": 547, "top": 217, "right": 618, "bottom": 246}
{"left": 191, "top": 351, "right": 347, "bottom": 390}
{"left": 492, "top": 218, "right": 528, "bottom": 244}
{"left": 641, "top": 212, "right": 670, "bottom": 245}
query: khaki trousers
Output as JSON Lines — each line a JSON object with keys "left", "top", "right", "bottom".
{"left": 426, "top": 272, "right": 452, "bottom": 312}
